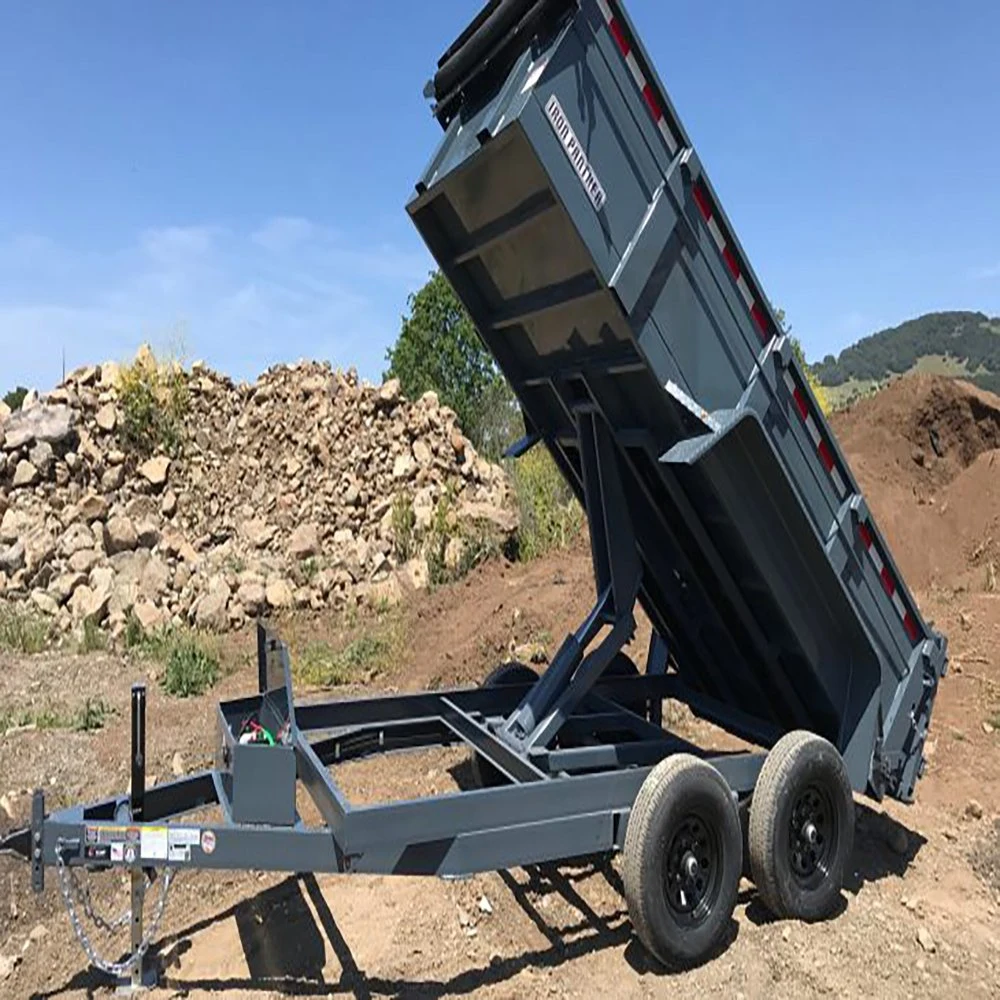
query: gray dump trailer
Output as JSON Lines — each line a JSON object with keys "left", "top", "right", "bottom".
{"left": 2, "top": 0, "right": 947, "bottom": 981}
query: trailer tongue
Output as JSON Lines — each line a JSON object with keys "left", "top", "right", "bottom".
{"left": 2, "top": 0, "right": 946, "bottom": 983}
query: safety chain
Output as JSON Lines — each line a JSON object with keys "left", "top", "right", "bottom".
{"left": 54, "top": 839, "right": 176, "bottom": 979}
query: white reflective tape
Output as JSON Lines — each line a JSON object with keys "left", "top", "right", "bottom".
{"left": 891, "top": 591, "right": 907, "bottom": 619}
{"left": 782, "top": 370, "right": 796, "bottom": 395}
{"left": 706, "top": 217, "right": 725, "bottom": 251}
{"left": 804, "top": 415, "right": 821, "bottom": 447}
{"left": 735, "top": 274, "right": 754, "bottom": 309}
{"left": 830, "top": 467, "right": 847, "bottom": 497}
{"left": 595, "top": 0, "right": 613, "bottom": 21}
{"left": 625, "top": 52, "right": 644, "bottom": 86}
{"left": 868, "top": 545, "right": 884, "bottom": 574}
{"left": 657, "top": 118, "right": 678, "bottom": 154}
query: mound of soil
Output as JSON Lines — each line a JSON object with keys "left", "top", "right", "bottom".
{"left": 832, "top": 376, "right": 1000, "bottom": 589}
{"left": 832, "top": 374, "right": 1000, "bottom": 495}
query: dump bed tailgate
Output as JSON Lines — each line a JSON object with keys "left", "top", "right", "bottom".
{"left": 407, "top": 0, "right": 947, "bottom": 802}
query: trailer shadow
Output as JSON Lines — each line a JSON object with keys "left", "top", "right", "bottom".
{"left": 741, "top": 801, "right": 927, "bottom": 927}
{"left": 28, "top": 805, "right": 924, "bottom": 998}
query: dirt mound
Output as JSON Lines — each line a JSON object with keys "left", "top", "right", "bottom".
{"left": 832, "top": 374, "right": 1000, "bottom": 494}
{"left": 832, "top": 376, "right": 1000, "bottom": 589}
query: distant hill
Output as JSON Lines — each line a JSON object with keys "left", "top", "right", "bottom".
{"left": 812, "top": 311, "right": 1000, "bottom": 408}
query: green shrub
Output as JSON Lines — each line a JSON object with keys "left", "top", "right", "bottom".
{"left": 0, "top": 697, "right": 112, "bottom": 733}
{"left": 160, "top": 633, "right": 220, "bottom": 697}
{"left": 123, "top": 610, "right": 145, "bottom": 650}
{"left": 116, "top": 349, "right": 189, "bottom": 458}
{"left": 0, "top": 607, "right": 52, "bottom": 654}
{"left": 391, "top": 492, "right": 417, "bottom": 562}
{"left": 73, "top": 697, "right": 112, "bottom": 732}
{"left": 78, "top": 617, "right": 108, "bottom": 653}
{"left": 2, "top": 386, "right": 28, "bottom": 411}
{"left": 510, "top": 446, "right": 584, "bottom": 561}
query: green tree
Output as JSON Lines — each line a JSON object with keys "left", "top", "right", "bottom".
{"left": 772, "top": 306, "right": 829, "bottom": 413}
{"left": 3, "top": 386, "right": 28, "bottom": 411}
{"left": 385, "top": 271, "right": 519, "bottom": 456}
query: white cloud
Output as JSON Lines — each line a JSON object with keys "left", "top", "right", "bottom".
{"left": 251, "top": 216, "right": 317, "bottom": 253}
{"left": 0, "top": 219, "right": 433, "bottom": 392}
{"left": 972, "top": 261, "right": 1000, "bottom": 281}
{"left": 140, "top": 225, "right": 218, "bottom": 267}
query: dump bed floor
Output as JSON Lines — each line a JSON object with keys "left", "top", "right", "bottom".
{"left": 408, "top": 0, "right": 946, "bottom": 801}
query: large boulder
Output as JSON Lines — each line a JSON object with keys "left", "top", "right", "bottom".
{"left": 103, "top": 516, "right": 138, "bottom": 555}
{"left": 139, "top": 456, "right": 171, "bottom": 489}
{"left": 194, "top": 577, "right": 231, "bottom": 630}
{"left": 288, "top": 523, "right": 320, "bottom": 560}
{"left": 0, "top": 540, "right": 25, "bottom": 575}
{"left": 11, "top": 461, "right": 39, "bottom": 489}
{"left": 1, "top": 404, "right": 76, "bottom": 450}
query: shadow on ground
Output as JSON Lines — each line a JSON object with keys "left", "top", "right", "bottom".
{"left": 29, "top": 803, "right": 928, "bottom": 998}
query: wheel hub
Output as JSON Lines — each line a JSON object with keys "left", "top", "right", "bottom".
{"left": 664, "top": 815, "right": 718, "bottom": 922}
{"left": 789, "top": 785, "right": 834, "bottom": 882}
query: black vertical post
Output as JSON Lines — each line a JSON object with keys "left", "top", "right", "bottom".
{"left": 31, "top": 789, "right": 44, "bottom": 893}
{"left": 130, "top": 684, "right": 146, "bottom": 823}
{"left": 257, "top": 622, "right": 268, "bottom": 693}
{"left": 646, "top": 631, "right": 670, "bottom": 729}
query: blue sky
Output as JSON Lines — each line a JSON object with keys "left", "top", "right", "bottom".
{"left": 2, "top": 0, "right": 999, "bottom": 392}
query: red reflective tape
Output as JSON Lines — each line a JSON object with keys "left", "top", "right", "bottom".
{"left": 722, "top": 246, "right": 739, "bottom": 279}
{"left": 880, "top": 566, "right": 895, "bottom": 597}
{"left": 903, "top": 612, "right": 920, "bottom": 643}
{"left": 858, "top": 522, "right": 873, "bottom": 549}
{"left": 750, "top": 302, "right": 769, "bottom": 338}
{"left": 817, "top": 439, "right": 835, "bottom": 472}
{"left": 692, "top": 184, "right": 711, "bottom": 221}
{"left": 642, "top": 82, "right": 662, "bottom": 121}
{"left": 792, "top": 387, "right": 809, "bottom": 421}
{"left": 609, "top": 18, "right": 630, "bottom": 55}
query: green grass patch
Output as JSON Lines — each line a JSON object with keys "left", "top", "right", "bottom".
{"left": 72, "top": 698, "right": 113, "bottom": 732}
{"left": 78, "top": 617, "right": 108, "bottom": 654}
{"left": 124, "top": 614, "right": 221, "bottom": 698}
{"left": 294, "top": 613, "right": 401, "bottom": 689}
{"left": 0, "top": 606, "right": 53, "bottom": 654}
{"left": 0, "top": 697, "right": 113, "bottom": 734}
{"left": 509, "top": 447, "right": 584, "bottom": 561}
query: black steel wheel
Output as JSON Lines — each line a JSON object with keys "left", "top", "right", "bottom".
{"left": 623, "top": 755, "right": 741, "bottom": 969}
{"left": 748, "top": 730, "right": 855, "bottom": 921}
{"left": 471, "top": 662, "right": 537, "bottom": 788}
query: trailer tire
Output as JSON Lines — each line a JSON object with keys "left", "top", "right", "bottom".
{"left": 471, "top": 662, "right": 537, "bottom": 788}
{"left": 623, "top": 755, "right": 741, "bottom": 969}
{"left": 748, "top": 730, "right": 854, "bottom": 922}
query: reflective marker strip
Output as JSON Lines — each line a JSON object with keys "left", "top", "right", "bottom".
{"left": 858, "top": 523, "right": 921, "bottom": 643}
{"left": 595, "top": 0, "right": 679, "bottom": 155}
{"left": 781, "top": 369, "right": 847, "bottom": 498}
{"left": 691, "top": 178, "right": 774, "bottom": 345}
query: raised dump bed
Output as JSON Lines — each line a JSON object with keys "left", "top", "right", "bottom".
{"left": 408, "top": 0, "right": 947, "bottom": 804}
{"left": 2, "top": 0, "right": 949, "bottom": 982}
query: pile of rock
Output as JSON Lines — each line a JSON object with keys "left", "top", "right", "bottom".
{"left": 0, "top": 350, "right": 516, "bottom": 637}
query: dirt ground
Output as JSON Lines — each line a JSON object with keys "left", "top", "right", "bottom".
{"left": 2, "top": 375, "right": 1000, "bottom": 998}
